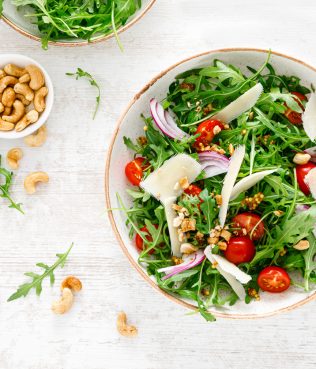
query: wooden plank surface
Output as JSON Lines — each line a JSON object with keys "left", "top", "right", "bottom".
{"left": 0, "top": 0, "right": 316, "bottom": 368}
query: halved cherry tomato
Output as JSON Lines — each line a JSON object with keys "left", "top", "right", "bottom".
{"left": 135, "top": 225, "right": 158, "bottom": 254}
{"left": 284, "top": 91, "right": 307, "bottom": 125}
{"left": 232, "top": 212, "right": 265, "bottom": 241}
{"left": 224, "top": 236, "right": 255, "bottom": 265}
{"left": 296, "top": 162, "right": 316, "bottom": 195}
{"left": 193, "top": 119, "right": 224, "bottom": 150}
{"left": 184, "top": 184, "right": 202, "bottom": 196}
{"left": 257, "top": 266, "right": 290, "bottom": 293}
{"left": 125, "top": 157, "right": 148, "bottom": 186}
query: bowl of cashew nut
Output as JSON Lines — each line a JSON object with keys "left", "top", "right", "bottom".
{"left": 0, "top": 54, "right": 54, "bottom": 139}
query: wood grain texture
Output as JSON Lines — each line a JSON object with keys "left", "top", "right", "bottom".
{"left": 0, "top": 0, "right": 316, "bottom": 368}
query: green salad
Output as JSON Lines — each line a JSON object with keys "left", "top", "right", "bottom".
{"left": 119, "top": 54, "right": 316, "bottom": 321}
{"left": 4, "top": 0, "right": 141, "bottom": 49}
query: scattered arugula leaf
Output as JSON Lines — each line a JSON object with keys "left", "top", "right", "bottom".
{"left": 66, "top": 68, "right": 101, "bottom": 119}
{"left": 0, "top": 156, "right": 23, "bottom": 213}
{"left": 8, "top": 243, "right": 74, "bottom": 302}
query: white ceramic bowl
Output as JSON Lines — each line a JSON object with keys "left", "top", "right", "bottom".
{"left": 106, "top": 48, "right": 316, "bottom": 319}
{"left": 0, "top": 54, "right": 54, "bottom": 139}
{"left": 1, "top": 0, "right": 156, "bottom": 47}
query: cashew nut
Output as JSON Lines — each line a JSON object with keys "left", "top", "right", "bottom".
{"left": 24, "top": 125, "right": 47, "bottom": 147}
{"left": 0, "top": 118, "right": 14, "bottom": 131}
{"left": 2, "top": 100, "right": 25, "bottom": 123}
{"left": 0, "top": 69, "right": 6, "bottom": 79}
{"left": 14, "top": 83, "right": 34, "bottom": 102}
{"left": 61, "top": 276, "right": 82, "bottom": 292}
{"left": 15, "top": 93, "right": 31, "bottom": 106}
{"left": 293, "top": 153, "right": 311, "bottom": 165}
{"left": 3, "top": 106, "right": 11, "bottom": 115}
{"left": 2, "top": 87, "right": 15, "bottom": 107}
{"left": 19, "top": 73, "right": 31, "bottom": 84}
{"left": 15, "top": 110, "right": 39, "bottom": 132}
{"left": 293, "top": 240, "right": 310, "bottom": 250}
{"left": 6, "top": 148, "right": 23, "bottom": 170}
{"left": 34, "top": 86, "right": 48, "bottom": 113}
{"left": 117, "top": 312, "right": 138, "bottom": 337}
{"left": 24, "top": 171, "right": 49, "bottom": 194}
{"left": 51, "top": 288, "right": 74, "bottom": 314}
{"left": 25, "top": 65, "right": 45, "bottom": 90}
{"left": 4, "top": 64, "right": 26, "bottom": 77}
{"left": 0, "top": 76, "right": 18, "bottom": 94}
{"left": 0, "top": 102, "right": 4, "bottom": 113}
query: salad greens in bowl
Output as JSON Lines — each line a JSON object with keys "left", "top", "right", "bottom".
{"left": 106, "top": 49, "right": 316, "bottom": 321}
{"left": 0, "top": 0, "right": 155, "bottom": 48}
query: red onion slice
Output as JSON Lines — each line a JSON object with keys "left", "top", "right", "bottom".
{"left": 157, "top": 250, "right": 205, "bottom": 280}
{"left": 304, "top": 146, "right": 316, "bottom": 163}
{"left": 150, "top": 98, "right": 189, "bottom": 140}
{"left": 198, "top": 151, "right": 230, "bottom": 178}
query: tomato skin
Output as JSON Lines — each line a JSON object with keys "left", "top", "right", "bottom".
{"left": 284, "top": 91, "right": 307, "bottom": 125}
{"left": 135, "top": 225, "right": 157, "bottom": 254}
{"left": 296, "top": 162, "right": 316, "bottom": 195}
{"left": 193, "top": 119, "right": 224, "bottom": 150}
{"left": 184, "top": 184, "right": 202, "bottom": 196}
{"left": 257, "top": 266, "right": 291, "bottom": 293}
{"left": 232, "top": 212, "right": 265, "bottom": 241}
{"left": 125, "top": 157, "right": 147, "bottom": 186}
{"left": 224, "top": 236, "right": 255, "bottom": 265}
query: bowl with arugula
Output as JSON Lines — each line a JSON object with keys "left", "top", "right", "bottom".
{"left": 1, "top": 0, "right": 156, "bottom": 49}
{"left": 106, "top": 48, "right": 316, "bottom": 321}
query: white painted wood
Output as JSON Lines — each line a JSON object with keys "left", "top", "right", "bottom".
{"left": 0, "top": 0, "right": 316, "bottom": 368}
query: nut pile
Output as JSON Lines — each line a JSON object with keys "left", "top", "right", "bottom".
{"left": 0, "top": 63, "right": 48, "bottom": 132}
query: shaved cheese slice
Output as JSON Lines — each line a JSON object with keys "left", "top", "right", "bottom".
{"left": 164, "top": 197, "right": 181, "bottom": 256}
{"left": 140, "top": 154, "right": 202, "bottom": 203}
{"left": 230, "top": 169, "right": 277, "bottom": 201}
{"left": 219, "top": 145, "right": 245, "bottom": 227}
{"left": 140, "top": 154, "right": 202, "bottom": 256}
{"left": 210, "top": 253, "right": 252, "bottom": 284}
{"left": 304, "top": 167, "right": 316, "bottom": 199}
{"left": 302, "top": 93, "right": 316, "bottom": 141}
{"left": 213, "top": 83, "right": 263, "bottom": 123}
{"left": 204, "top": 246, "right": 251, "bottom": 300}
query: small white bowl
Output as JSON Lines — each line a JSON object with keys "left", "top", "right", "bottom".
{"left": 106, "top": 48, "right": 316, "bottom": 319}
{"left": 0, "top": 54, "right": 54, "bottom": 139}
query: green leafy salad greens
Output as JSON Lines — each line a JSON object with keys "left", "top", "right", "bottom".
{"left": 7, "top": 0, "right": 142, "bottom": 49}
{"left": 119, "top": 54, "right": 316, "bottom": 321}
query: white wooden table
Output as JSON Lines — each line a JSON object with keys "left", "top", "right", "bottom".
{"left": 1, "top": 1, "right": 316, "bottom": 368}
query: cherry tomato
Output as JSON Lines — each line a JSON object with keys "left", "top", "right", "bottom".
{"left": 135, "top": 225, "right": 158, "bottom": 254}
{"left": 224, "top": 236, "right": 255, "bottom": 265}
{"left": 184, "top": 184, "right": 202, "bottom": 196}
{"left": 257, "top": 266, "right": 291, "bottom": 293}
{"left": 232, "top": 212, "right": 265, "bottom": 241}
{"left": 296, "top": 162, "right": 316, "bottom": 195}
{"left": 193, "top": 119, "right": 224, "bottom": 150}
{"left": 284, "top": 91, "right": 307, "bottom": 125}
{"left": 125, "top": 157, "right": 148, "bottom": 186}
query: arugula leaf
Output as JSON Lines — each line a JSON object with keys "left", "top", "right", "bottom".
{"left": 66, "top": 68, "right": 101, "bottom": 119}
{"left": 123, "top": 136, "right": 142, "bottom": 154}
{"left": 274, "top": 206, "right": 316, "bottom": 246}
{"left": 199, "top": 190, "right": 217, "bottom": 233}
{"left": 0, "top": 156, "right": 23, "bottom": 213}
{"left": 8, "top": 243, "right": 74, "bottom": 301}
{"left": 258, "top": 87, "right": 302, "bottom": 112}
{"left": 200, "top": 60, "right": 245, "bottom": 84}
